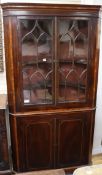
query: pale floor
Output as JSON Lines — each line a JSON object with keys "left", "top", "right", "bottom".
{"left": 92, "top": 154, "right": 102, "bottom": 165}
{"left": 73, "top": 155, "right": 102, "bottom": 175}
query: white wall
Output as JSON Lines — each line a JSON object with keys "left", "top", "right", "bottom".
{"left": 0, "top": 0, "right": 102, "bottom": 155}
{"left": 92, "top": 7, "right": 102, "bottom": 155}
{"left": 0, "top": 7, "right": 7, "bottom": 94}
{"left": 1, "top": 0, "right": 80, "bottom": 4}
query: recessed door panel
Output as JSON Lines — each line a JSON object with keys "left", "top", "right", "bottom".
{"left": 56, "top": 112, "right": 93, "bottom": 167}
{"left": 11, "top": 115, "right": 55, "bottom": 171}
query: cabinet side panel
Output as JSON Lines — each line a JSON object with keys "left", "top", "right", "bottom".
{"left": 9, "top": 115, "right": 20, "bottom": 171}
{"left": 90, "top": 18, "right": 100, "bottom": 107}
{"left": 3, "top": 17, "right": 16, "bottom": 112}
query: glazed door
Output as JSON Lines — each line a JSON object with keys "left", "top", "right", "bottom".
{"left": 18, "top": 17, "right": 55, "bottom": 106}
{"left": 17, "top": 17, "right": 97, "bottom": 111}
{"left": 57, "top": 18, "right": 95, "bottom": 106}
{"left": 56, "top": 111, "right": 93, "bottom": 168}
{"left": 10, "top": 115, "right": 55, "bottom": 171}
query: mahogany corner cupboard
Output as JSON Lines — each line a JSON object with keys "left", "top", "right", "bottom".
{"left": 2, "top": 3, "right": 100, "bottom": 173}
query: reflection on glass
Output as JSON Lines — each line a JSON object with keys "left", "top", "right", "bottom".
{"left": 20, "top": 19, "right": 53, "bottom": 104}
{"left": 58, "top": 19, "right": 88, "bottom": 102}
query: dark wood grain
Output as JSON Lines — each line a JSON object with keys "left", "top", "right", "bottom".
{"left": 9, "top": 110, "right": 95, "bottom": 172}
{"left": 1, "top": 3, "right": 100, "bottom": 17}
{"left": 10, "top": 114, "right": 55, "bottom": 172}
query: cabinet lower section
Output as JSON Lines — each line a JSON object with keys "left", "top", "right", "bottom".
{"left": 9, "top": 110, "right": 94, "bottom": 172}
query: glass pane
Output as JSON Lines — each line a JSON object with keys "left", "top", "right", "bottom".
{"left": 20, "top": 19, "right": 54, "bottom": 105}
{"left": 58, "top": 19, "right": 88, "bottom": 103}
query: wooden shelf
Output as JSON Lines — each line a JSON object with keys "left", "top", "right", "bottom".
{"left": 22, "top": 59, "right": 52, "bottom": 67}
{"left": 59, "top": 82, "right": 86, "bottom": 90}
{"left": 23, "top": 81, "right": 52, "bottom": 90}
{"left": 59, "top": 59, "right": 87, "bottom": 65}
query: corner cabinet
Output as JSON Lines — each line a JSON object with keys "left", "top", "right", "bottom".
{"left": 2, "top": 3, "right": 100, "bottom": 173}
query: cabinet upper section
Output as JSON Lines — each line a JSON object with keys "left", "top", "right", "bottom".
{"left": 1, "top": 3, "right": 101, "bottom": 17}
{"left": 2, "top": 3, "right": 100, "bottom": 113}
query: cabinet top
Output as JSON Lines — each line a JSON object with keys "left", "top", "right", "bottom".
{"left": 1, "top": 3, "right": 101, "bottom": 17}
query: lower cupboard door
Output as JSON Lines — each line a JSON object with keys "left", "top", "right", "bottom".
{"left": 56, "top": 111, "right": 93, "bottom": 168}
{"left": 10, "top": 115, "right": 55, "bottom": 172}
